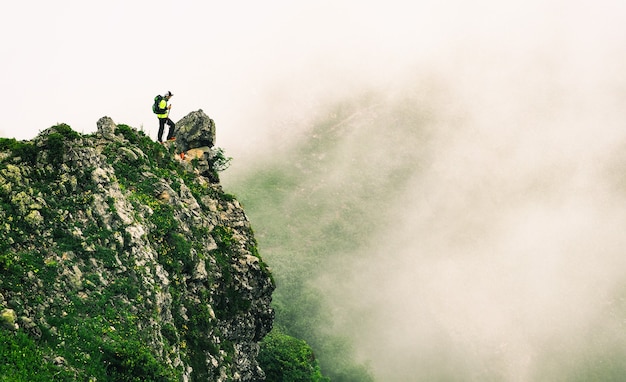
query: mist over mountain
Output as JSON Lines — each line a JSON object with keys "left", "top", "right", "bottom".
{"left": 224, "top": 41, "right": 626, "bottom": 380}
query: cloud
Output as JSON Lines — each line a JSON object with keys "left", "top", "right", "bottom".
{"left": 310, "top": 37, "right": 626, "bottom": 379}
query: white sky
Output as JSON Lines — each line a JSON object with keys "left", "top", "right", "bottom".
{"left": 4, "top": 0, "right": 624, "bottom": 154}
{"left": 2, "top": 0, "right": 432, "bottom": 143}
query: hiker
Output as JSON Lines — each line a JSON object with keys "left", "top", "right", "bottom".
{"left": 155, "top": 91, "right": 175, "bottom": 142}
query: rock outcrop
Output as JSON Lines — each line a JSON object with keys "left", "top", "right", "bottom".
{"left": 173, "top": 110, "right": 228, "bottom": 182}
{"left": 0, "top": 114, "right": 274, "bottom": 381}
{"left": 174, "top": 109, "right": 216, "bottom": 152}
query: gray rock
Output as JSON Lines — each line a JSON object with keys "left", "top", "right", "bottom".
{"left": 19, "top": 316, "right": 42, "bottom": 338}
{"left": 53, "top": 356, "right": 67, "bottom": 366}
{"left": 96, "top": 116, "right": 116, "bottom": 139}
{"left": 1, "top": 309, "right": 17, "bottom": 330}
{"left": 175, "top": 109, "right": 216, "bottom": 152}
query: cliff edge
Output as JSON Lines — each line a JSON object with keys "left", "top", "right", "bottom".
{"left": 0, "top": 111, "right": 274, "bottom": 381}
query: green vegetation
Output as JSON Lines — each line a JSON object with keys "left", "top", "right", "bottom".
{"left": 0, "top": 122, "right": 276, "bottom": 381}
{"left": 0, "top": 329, "right": 75, "bottom": 381}
{"left": 258, "top": 328, "right": 329, "bottom": 382}
{"left": 0, "top": 139, "right": 37, "bottom": 165}
{"left": 212, "top": 225, "right": 254, "bottom": 318}
{"left": 210, "top": 147, "right": 233, "bottom": 172}
{"left": 230, "top": 162, "right": 376, "bottom": 380}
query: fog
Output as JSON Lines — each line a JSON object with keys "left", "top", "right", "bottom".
{"left": 224, "top": 2, "right": 626, "bottom": 380}
{"left": 317, "top": 63, "right": 626, "bottom": 379}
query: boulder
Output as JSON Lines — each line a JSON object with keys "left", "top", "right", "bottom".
{"left": 96, "top": 116, "right": 116, "bottom": 139}
{"left": 175, "top": 110, "right": 216, "bottom": 152}
{"left": 1, "top": 308, "right": 17, "bottom": 330}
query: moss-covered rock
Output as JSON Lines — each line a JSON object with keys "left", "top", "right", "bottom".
{"left": 0, "top": 116, "right": 274, "bottom": 381}
{"left": 0, "top": 309, "right": 17, "bottom": 330}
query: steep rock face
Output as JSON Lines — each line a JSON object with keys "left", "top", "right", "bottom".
{"left": 0, "top": 114, "right": 274, "bottom": 381}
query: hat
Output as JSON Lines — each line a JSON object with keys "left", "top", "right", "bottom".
{"left": 165, "top": 91, "right": 173, "bottom": 97}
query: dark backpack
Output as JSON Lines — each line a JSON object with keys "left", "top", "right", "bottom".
{"left": 152, "top": 95, "right": 164, "bottom": 114}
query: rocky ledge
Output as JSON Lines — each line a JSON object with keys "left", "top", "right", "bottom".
{"left": 0, "top": 111, "right": 274, "bottom": 381}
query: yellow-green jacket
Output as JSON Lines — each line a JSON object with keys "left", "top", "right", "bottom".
{"left": 157, "top": 99, "right": 169, "bottom": 119}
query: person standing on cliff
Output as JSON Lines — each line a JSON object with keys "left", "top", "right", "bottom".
{"left": 155, "top": 91, "right": 176, "bottom": 143}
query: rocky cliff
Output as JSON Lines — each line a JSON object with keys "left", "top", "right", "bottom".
{"left": 0, "top": 111, "right": 274, "bottom": 381}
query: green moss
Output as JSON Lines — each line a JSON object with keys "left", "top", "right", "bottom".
{"left": 210, "top": 226, "right": 254, "bottom": 318}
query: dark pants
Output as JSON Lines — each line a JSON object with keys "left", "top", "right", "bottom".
{"left": 158, "top": 117, "right": 175, "bottom": 142}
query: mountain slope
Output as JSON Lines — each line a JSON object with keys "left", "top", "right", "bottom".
{"left": 0, "top": 114, "right": 274, "bottom": 381}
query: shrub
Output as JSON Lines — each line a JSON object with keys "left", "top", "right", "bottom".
{"left": 115, "top": 125, "right": 142, "bottom": 144}
{"left": 210, "top": 147, "right": 232, "bottom": 172}
{"left": 0, "top": 138, "right": 38, "bottom": 165}
{"left": 52, "top": 123, "right": 80, "bottom": 140}
{"left": 258, "top": 328, "right": 329, "bottom": 382}
{"left": 45, "top": 133, "right": 66, "bottom": 164}
{"left": 101, "top": 339, "right": 172, "bottom": 382}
